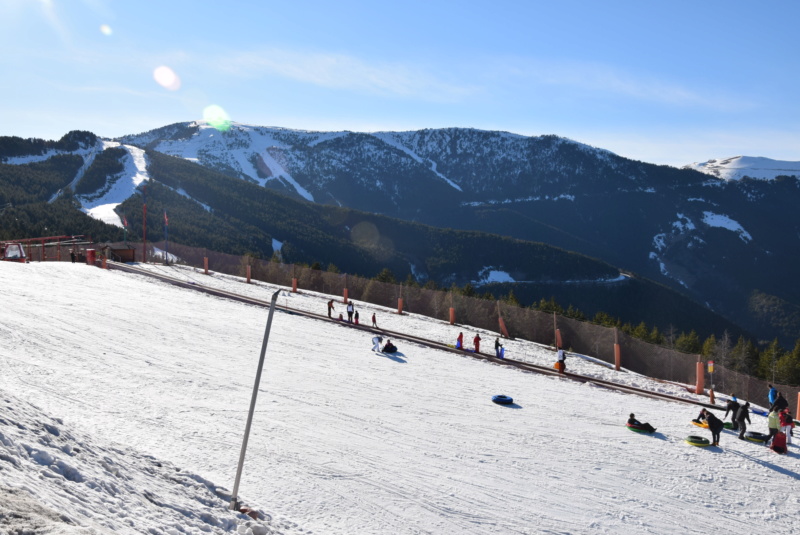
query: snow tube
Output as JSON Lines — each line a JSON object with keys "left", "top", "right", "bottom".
{"left": 745, "top": 431, "right": 769, "bottom": 443}
{"left": 492, "top": 395, "right": 514, "bottom": 405}
{"left": 752, "top": 408, "right": 768, "bottom": 416}
{"left": 691, "top": 419, "right": 709, "bottom": 429}
{"left": 685, "top": 435, "right": 711, "bottom": 447}
{"left": 626, "top": 423, "right": 654, "bottom": 434}
{"left": 723, "top": 422, "right": 734, "bottom": 429}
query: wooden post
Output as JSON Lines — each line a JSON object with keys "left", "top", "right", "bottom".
{"left": 102, "top": 256, "right": 107, "bottom": 269}
{"left": 204, "top": 257, "right": 209, "bottom": 275}
{"left": 709, "top": 389, "right": 715, "bottom": 404}
{"left": 449, "top": 307, "right": 455, "bottom": 325}
{"left": 397, "top": 298, "right": 404, "bottom": 315}
{"left": 796, "top": 392, "right": 800, "bottom": 421}
{"left": 556, "top": 329, "right": 563, "bottom": 349}
{"left": 343, "top": 288, "right": 349, "bottom": 303}
{"left": 292, "top": 278, "right": 298, "bottom": 293}
{"left": 695, "top": 361, "right": 705, "bottom": 394}
{"left": 246, "top": 265, "right": 251, "bottom": 284}
{"left": 614, "top": 328, "right": 621, "bottom": 371}
{"left": 553, "top": 312, "right": 558, "bottom": 347}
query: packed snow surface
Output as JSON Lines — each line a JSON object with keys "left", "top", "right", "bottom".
{"left": 1, "top": 261, "right": 799, "bottom": 534}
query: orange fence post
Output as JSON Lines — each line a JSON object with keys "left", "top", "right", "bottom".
{"left": 397, "top": 298, "right": 404, "bottom": 315}
{"left": 556, "top": 329, "right": 563, "bottom": 349}
{"left": 246, "top": 265, "right": 251, "bottom": 284}
{"left": 101, "top": 256, "right": 107, "bottom": 269}
{"left": 449, "top": 307, "right": 455, "bottom": 325}
{"left": 204, "top": 257, "right": 209, "bottom": 275}
{"left": 797, "top": 393, "right": 800, "bottom": 420}
{"left": 709, "top": 389, "right": 715, "bottom": 404}
{"left": 614, "top": 343, "right": 621, "bottom": 371}
{"left": 498, "top": 317, "right": 510, "bottom": 338}
{"left": 292, "top": 278, "right": 298, "bottom": 293}
{"left": 343, "top": 288, "right": 349, "bottom": 303}
{"left": 695, "top": 362, "right": 705, "bottom": 394}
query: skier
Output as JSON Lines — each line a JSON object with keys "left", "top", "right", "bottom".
{"left": 347, "top": 302, "right": 355, "bottom": 323}
{"left": 700, "top": 409, "right": 724, "bottom": 446}
{"left": 327, "top": 299, "right": 335, "bottom": 318}
{"left": 736, "top": 401, "right": 751, "bottom": 440}
{"left": 627, "top": 413, "right": 656, "bottom": 433}
{"left": 473, "top": 334, "right": 481, "bottom": 353}
{"left": 456, "top": 332, "right": 463, "bottom": 350}
{"left": 371, "top": 335, "right": 383, "bottom": 352}
{"left": 779, "top": 408, "right": 795, "bottom": 445}
{"left": 723, "top": 396, "right": 740, "bottom": 431}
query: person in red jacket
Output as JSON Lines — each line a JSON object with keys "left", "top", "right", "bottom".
{"left": 779, "top": 409, "right": 795, "bottom": 445}
{"left": 456, "top": 332, "right": 464, "bottom": 349}
{"left": 473, "top": 334, "right": 481, "bottom": 353}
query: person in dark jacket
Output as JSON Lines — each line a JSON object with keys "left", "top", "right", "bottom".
{"left": 736, "top": 402, "right": 751, "bottom": 440}
{"left": 724, "top": 397, "right": 741, "bottom": 431}
{"left": 770, "top": 392, "right": 789, "bottom": 413}
{"left": 327, "top": 299, "right": 335, "bottom": 318}
{"left": 495, "top": 338, "right": 503, "bottom": 358}
{"left": 627, "top": 413, "right": 656, "bottom": 433}
{"left": 382, "top": 340, "right": 397, "bottom": 353}
{"left": 700, "top": 409, "right": 724, "bottom": 446}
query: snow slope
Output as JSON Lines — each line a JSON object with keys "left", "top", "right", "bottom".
{"left": 1, "top": 261, "right": 799, "bottom": 534}
{"left": 685, "top": 155, "right": 800, "bottom": 181}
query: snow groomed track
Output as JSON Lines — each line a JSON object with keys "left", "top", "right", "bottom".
{"left": 107, "top": 262, "right": 719, "bottom": 412}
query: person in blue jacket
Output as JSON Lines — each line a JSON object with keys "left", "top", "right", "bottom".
{"left": 768, "top": 384, "right": 778, "bottom": 406}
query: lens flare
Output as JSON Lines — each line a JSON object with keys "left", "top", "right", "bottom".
{"left": 203, "top": 105, "right": 232, "bottom": 131}
{"left": 100, "top": 24, "right": 112, "bottom": 36}
{"left": 153, "top": 65, "right": 181, "bottom": 91}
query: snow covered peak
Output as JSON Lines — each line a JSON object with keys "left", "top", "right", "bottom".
{"left": 684, "top": 156, "right": 800, "bottom": 181}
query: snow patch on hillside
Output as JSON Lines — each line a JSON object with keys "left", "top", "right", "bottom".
{"left": 702, "top": 211, "right": 752, "bottom": 242}
{"left": 371, "top": 132, "right": 463, "bottom": 192}
{"left": 79, "top": 144, "right": 149, "bottom": 227}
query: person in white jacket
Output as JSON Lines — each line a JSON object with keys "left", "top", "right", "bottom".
{"left": 372, "top": 336, "right": 383, "bottom": 352}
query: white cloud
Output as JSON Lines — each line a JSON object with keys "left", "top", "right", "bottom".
{"left": 211, "top": 48, "right": 479, "bottom": 102}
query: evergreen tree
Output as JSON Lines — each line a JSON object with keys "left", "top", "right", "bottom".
{"left": 675, "top": 330, "right": 701, "bottom": 354}
{"left": 701, "top": 334, "right": 717, "bottom": 358}
{"left": 375, "top": 268, "right": 396, "bottom": 283}
{"left": 757, "top": 339, "right": 785, "bottom": 382}
{"left": 775, "top": 340, "right": 800, "bottom": 386}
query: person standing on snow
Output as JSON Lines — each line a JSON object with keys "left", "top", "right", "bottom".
{"left": 372, "top": 313, "right": 378, "bottom": 328}
{"left": 736, "top": 402, "right": 751, "bottom": 440}
{"left": 456, "top": 332, "right": 464, "bottom": 350}
{"left": 327, "top": 299, "right": 335, "bottom": 318}
{"left": 700, "top": 409, "right": 724, "bottom": 446}
{"left": 557, "top": 348, "right": 566, "bottom": 371}
{"left": 473, "top": 334, "right": 481, "bottom": 353}
{"left": 347, "top": 302, "right": 355, "bottom": 323}
{"left": 766, "top": 407, "right": 781, "bottom": 446}
{"left": 779, "top": 408, "right": 795, "bottom": 445}
{"left": 724, "top": 396, "right": 741, "bottom": 431}
{"left": 495, "top": 338, "right": 503, "bottom": 358}
{"left": 768, "top": 384, "right": 778, "bottom": 407}
{"left": 372, "top": 335, "right": 383, "bottom": 352}
{"left": 770, "top": 392, "right": 789, "bottom": 413}
{"left": 354, "top": 310, "right": 360, "bottom": 325}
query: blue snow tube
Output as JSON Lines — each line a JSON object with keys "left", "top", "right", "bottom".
{"left": 492, "top": 395, "right": 514, "bottom": 405}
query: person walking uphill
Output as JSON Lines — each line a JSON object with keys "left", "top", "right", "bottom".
{"left": 473, "top": 334, "right": 482, "bottom": 353}
{"left": 770, "top": 392, "right": 789, "bottom": 413}
{"left": 700, "top": 409, "right": 724, "bottom": 446}
{"left": 766, "top": 407, "right": 781, "bottom": 446}
{"left": 736, "top": 402, "right": 751, "bottom": 440}
{"left": 371, "top": 313, "right": 378, "bottom": 328}
{"left": 779, "top": 408, "right": 795, "bottom": 445}
{"left": 327, "top": 299, "right": 335, "bottom": 318}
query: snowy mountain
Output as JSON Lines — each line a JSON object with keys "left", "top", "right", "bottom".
{"left": 2, "top": 261, "right": 800, "bottom": 534}
{"left": 684, "top": 155, "right": 800, "bottom": 181}
{"left": 3, "top": 123, "right": 800, "bottom": 344}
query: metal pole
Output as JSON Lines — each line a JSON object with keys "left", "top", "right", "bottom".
{"left": 230, "top": 289, "right": 281, "bottom": 511}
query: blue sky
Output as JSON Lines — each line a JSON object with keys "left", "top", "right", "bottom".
{"left": 1, "top": 0, "right": 798, "bottom": 166}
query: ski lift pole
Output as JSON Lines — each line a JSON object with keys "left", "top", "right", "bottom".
{"left": 230, "top": 289, "right": 281, "bottom": 511}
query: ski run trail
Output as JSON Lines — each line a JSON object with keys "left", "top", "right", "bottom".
{"left": 1, "top": 261, "right": 799, "bottom": 534}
